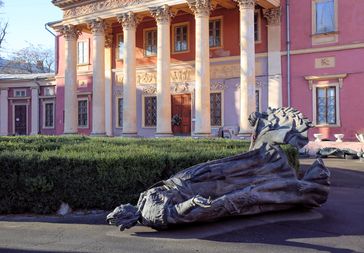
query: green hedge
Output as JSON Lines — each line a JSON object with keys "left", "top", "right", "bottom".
{"left": 0, "top": 136, "right": 298, "bottom": 214}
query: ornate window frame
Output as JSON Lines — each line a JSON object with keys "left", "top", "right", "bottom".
{"left": 210, "top": 91, "right": 224, "bottom": 128}
{"left": 142, "top": 94, "right": 157, "bottom": 128}
{"left": 172, "top": 22, "right": 190, "bottom": 54}
{"left": 115, "top": 33, "right": 124, "bottom": 61}
{"left": 77, "top": 39, "right": 89, "bottom": 65}
{"left": 42, "top": 100, "right": 55, "bottom": 129}
{"left": 115, "top": 96, "right": 123, "bottom": 129}
{"left": 143, "top": 27, "right": 157, "bottom": 57}
{"left": 305, "top": 73, "right": 346, "bottom": 127}
{"left": 209, "top": 16, "right": 224, "bottom": 49}
{"left": 311, "top": 0, "right": 339, "bottom": 45}
{"left": 77, "top": 97, "right": 89, "bottom": 128}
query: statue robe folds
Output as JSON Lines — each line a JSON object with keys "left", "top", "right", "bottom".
{"left": 107, "top": 107, "right": 330, "bottom": 231}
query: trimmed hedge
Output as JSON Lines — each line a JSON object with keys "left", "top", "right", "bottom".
{"left": 0, "top": 136, "right": 298, "bottom": 214}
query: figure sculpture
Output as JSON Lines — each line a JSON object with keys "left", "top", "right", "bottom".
{"left": 107, "top": 107, "right": 330, "bottom": 231}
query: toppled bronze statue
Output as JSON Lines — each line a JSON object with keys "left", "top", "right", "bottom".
{"left": 107, "top": 107, "right": 330, "bottom": 231}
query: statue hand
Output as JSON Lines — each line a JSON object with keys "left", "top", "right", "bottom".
{"left": 193, "top": 195, "right": 212, "bottom": 208}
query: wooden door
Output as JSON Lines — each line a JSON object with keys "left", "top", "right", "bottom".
{"left": 171, "top": 94, "right": 191, "bottom": 135}
{"left": 14, "top": 105, "right": 27, "bottom": 135}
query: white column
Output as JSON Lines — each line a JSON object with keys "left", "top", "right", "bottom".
{"left": 118, "top": 12, "right": 138, "bottom": 137}
{"left": 150, "top": 5, "right": 173, "bottom": 137}
{"left": 0, "top": 88, "right": 8, "bottom": 136}
{"left": 59, "top": 25, "right": 79, "bottom": 134}
{"left": 105, "top": 34, "right": 113, "bottom": 136}
{"left": 30, "top": 87, "right": 39, "bottom": 135}
{"left": 188, "top": 0, "right": 212, "bottom": 137}
{"left": 89, "top": 18, "right": 106, "bottom": 136}
{"left": 235, "top": 0, "right": 256, "bottom": 138}
{"left": 264, "top": 7, "right": 282, "bottom": 108}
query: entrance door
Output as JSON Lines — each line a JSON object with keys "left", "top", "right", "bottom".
{"left": 171, "top": 94, "right": 191, "bottom": 135}
{"left": 14, "top": 105, "right": 27, "bottom": 135}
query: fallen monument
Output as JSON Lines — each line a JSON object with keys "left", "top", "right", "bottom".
{"left": 107, "top": 107, "right": 330, "bottom": 231}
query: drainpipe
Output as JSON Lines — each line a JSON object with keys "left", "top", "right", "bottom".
{"left": 286, "top": 0, "right": 291, "bottom": 107}
{"left": 45, "top": 22, "right": 58, "bottom": 74}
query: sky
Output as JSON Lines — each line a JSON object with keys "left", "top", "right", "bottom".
{"left": 0, "top": 0, "right": 62, "bottom": 59}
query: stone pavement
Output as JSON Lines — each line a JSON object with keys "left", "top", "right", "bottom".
{"left": 0, "top": 158, "right": 363, "bottom": 253}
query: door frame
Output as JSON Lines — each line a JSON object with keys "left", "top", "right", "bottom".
{"left": 12, "top": 103, "right": 28, "bottom": 135}
{"left": 171, "top": 92, "right": 193, "bottom": 136}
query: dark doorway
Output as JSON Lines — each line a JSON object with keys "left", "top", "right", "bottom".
{"left": 171, "top": 94, "right": 191, "bottom": 135}
{"left": 14, "top": 105, "right": 27, "bottom": 135}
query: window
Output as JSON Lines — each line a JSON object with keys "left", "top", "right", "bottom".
{"left": 144, "top": 96, "right": 157, "bottom": 127}
{"left": 255, "top": 90, "right": 260, "bottom": 112}
{"left": 44, "top": 87, "right": 55, "bottom": 96}
{"left": 77, "top": 40, "right": 89, "bottom": 65}
{"left": 209, "top": 18, "right": 222, "bottom": 48}
{"left": 254, "top": 11, "right": 260, "bottom": 42}
{"left": 78, "top": 100, "right": 88, "bottom": 127}
{"left": 316, "top": 86, "right": 336, "bottom": 125}
{"left": 14, "top": 89, "right": 26, "bottom": 97}
{"left": 44, "top": 102, "right": 54, "bottom": 128}
{"left": 315, "top": 0, "right": 335, "bottom": 33}
{"left": 144, "top": 29, "right": 157, "bottom": 56}
{"left": 116, "top": 34, "right": 124, "bottom": 60}
{"left": 117, "top": 97, "right": 123, "bottom": 128}
{"left": 173, "top": 23, "right": 189, "bottom": 53}
{"left": 210, "top": 92, "right": 222, "bottom": 127}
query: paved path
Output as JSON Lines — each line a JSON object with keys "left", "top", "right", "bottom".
{"left": 0, "top": 159, "right": 363, "bottom": 253}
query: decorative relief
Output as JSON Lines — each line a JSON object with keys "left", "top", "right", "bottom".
{"left": 57, "top": 25, "right": 81, "bottom": 40}
{"left": 143, "top": 85, "right": 157, "bottom": 95}
{"left": 150, "top": 5, "right": 172, "bottom": 25}
{"left": 117, "top": 11, "right": 140, "bottom": 30}
{"left": 263, "top": 7, "right": 281, "bottom": 26}
{"left": 105, "top": 33, "right": 113, "bottom": 48}
{"left": 87, "top": 18, "right": 107, "bottom": 35}
{"left": 186, "top": 0, "right": 215, "bottom": 17}
{"left": 211, "top": 82, "right": 227, "bottom": 91}
{"left": 234, "top": 0, "right": 255, "bottom": 10}
{"left": 113, "top": 89, "right": 123, "bottom": 97}
{"left": 171, "top": 83, "right": 190, "bottom": 94}
{"left": 315, "top": 57, "right": 335, "bottom": 69}
{"left": 115, "top": 74, "right": 124, "bottom": 85}
{"left": 171, "top": 69, "right": 194, "bottom": 83}
{"left": 78, "top": 80, "right": 88, "bottom": 88}
{"left": 210, "top": 64, "right": 240, "bottom": 80}
{"left": 63, "top": 0, "right": 151, "bottom": 19}
{"left": 137, "top": 72, "right": 157, "bottom": 85}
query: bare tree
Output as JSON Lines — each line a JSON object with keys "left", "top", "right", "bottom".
{"left": 9, "top": 43, "right": 54, "bottom": 73}
{"left": 0, "top": 0, "right": 8, "bottom": 49}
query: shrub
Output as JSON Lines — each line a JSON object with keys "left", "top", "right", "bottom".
{"left": 0, "top": 136, "right": 299, "bottom": 214}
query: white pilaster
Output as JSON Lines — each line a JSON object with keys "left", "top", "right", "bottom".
{"left": 89, "top": 18, "right": 106, "bottom": 136}
{"left": 235, "top": 0, "right": 256, "bottom": 137}
{"left": 30, "top": 87, "right": 39, "bottom": 135}
{"left": 264, "top": 7, "right": 282, "bottom": 108}
{"left": 187, "top": 0, "right": 212, "bottom": 137}
{"left": 118, "top": 12, "right": 139, "bottom": 137}
{"left": 105, "top": 33, "right": 113, "bottom": 136}
{"left": 59, "top": 25, "right": 79, "bottom": 134}
{"left": 0, "top": 88, "right": 8, "bottom": 136}
{"left": 150, "top": 5, "right": 173, "bottom": 137}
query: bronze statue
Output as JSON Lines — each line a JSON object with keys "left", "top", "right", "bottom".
{"left": 107, "top": 108, "right": 330, "bottom": 231}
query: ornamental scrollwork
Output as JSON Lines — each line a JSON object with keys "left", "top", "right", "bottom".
{"left": 233, "top": 0, "right": 255, "bottom": 10}
{"left": 88, "top": 18, "right": 107, "bottom": 35}
{"left": 150, "top": 5, "right": 173, "bottom": 25}
{"left": 211, "top": 82, "right": 227, "bottom": 91}
{"left": 117, "top": 11, "right": 140, "bottom": 30}
{"left": 57, "top": 25, "right": 81, "bottom": 40}
{"left": 263, "top": 7, "right": 281, "bottom": 26}
{"left": 186, "top": 0, "right": 216, "bottom": 17}
{"left": 143, "top": 85, "right": 157, "bottom": 95}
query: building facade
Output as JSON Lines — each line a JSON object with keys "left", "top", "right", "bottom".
{"left": 0, "top": 0, "right": 363, "bottom": 140}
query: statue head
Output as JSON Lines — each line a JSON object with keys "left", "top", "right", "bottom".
{"left": 106, "top": 204, "right": 140, "bottom": 231}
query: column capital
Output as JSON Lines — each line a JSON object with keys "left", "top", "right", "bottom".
{"left": 58, "top": 25, "right": 81, "bottom": 40}
{"left": 88, "top": 18, "right": 107, "bottom": 36}
{"left": 263, "top": 7, "right": 282, "bottom": 25}
{"left": 117, "top": 11, "right": 140, "bottom": 30}
{"left": 150, "top": 5, "right": 173, "bottom": 25}
{"left": 234, "top": 0, "right": 256, "bottom": 10}
{"left": 186, "top": 0, "right": 215, "bottom": 17}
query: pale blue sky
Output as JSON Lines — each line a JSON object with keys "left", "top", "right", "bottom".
{"left": 0, "top": 0, "right": 62, "bottom": 58}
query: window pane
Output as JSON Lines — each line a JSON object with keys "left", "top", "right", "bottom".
{"left": 327, "top": 87, "right": 336, "bottom": 124}
{"left": 78, "top": 100, "right": 88, "bottom": 127}
{"left": 316, "top": 0, "right": 335, "bottom": 33}
{"left": 255, "top": 90, "right": 260, "bottom": 112}
{"left": 118, "top": 34, "right": 124, "bottom": 60}
{"left": 118, "top": 98, "right": 123, "bottom": 127}
{"left": 254, "top": 12, "right": 259, "bottom": 41}
{"left": 45, "top": 103, "right": 54, "bottom": 127}
{"left": 209, "top": 19, "right": 221, "bottom": 48}
{"left": 316, "top": 86, "right": 336, "bottom": 125}
{"left": 210, "top": 93, "right": 222, "bottom": 126}
{"left": 144, "top": 96, "right": 157, "bottom": 127}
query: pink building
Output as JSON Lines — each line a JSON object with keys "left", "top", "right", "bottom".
{"left": 0, "top": 0, "right": 363, "bottom": 140}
